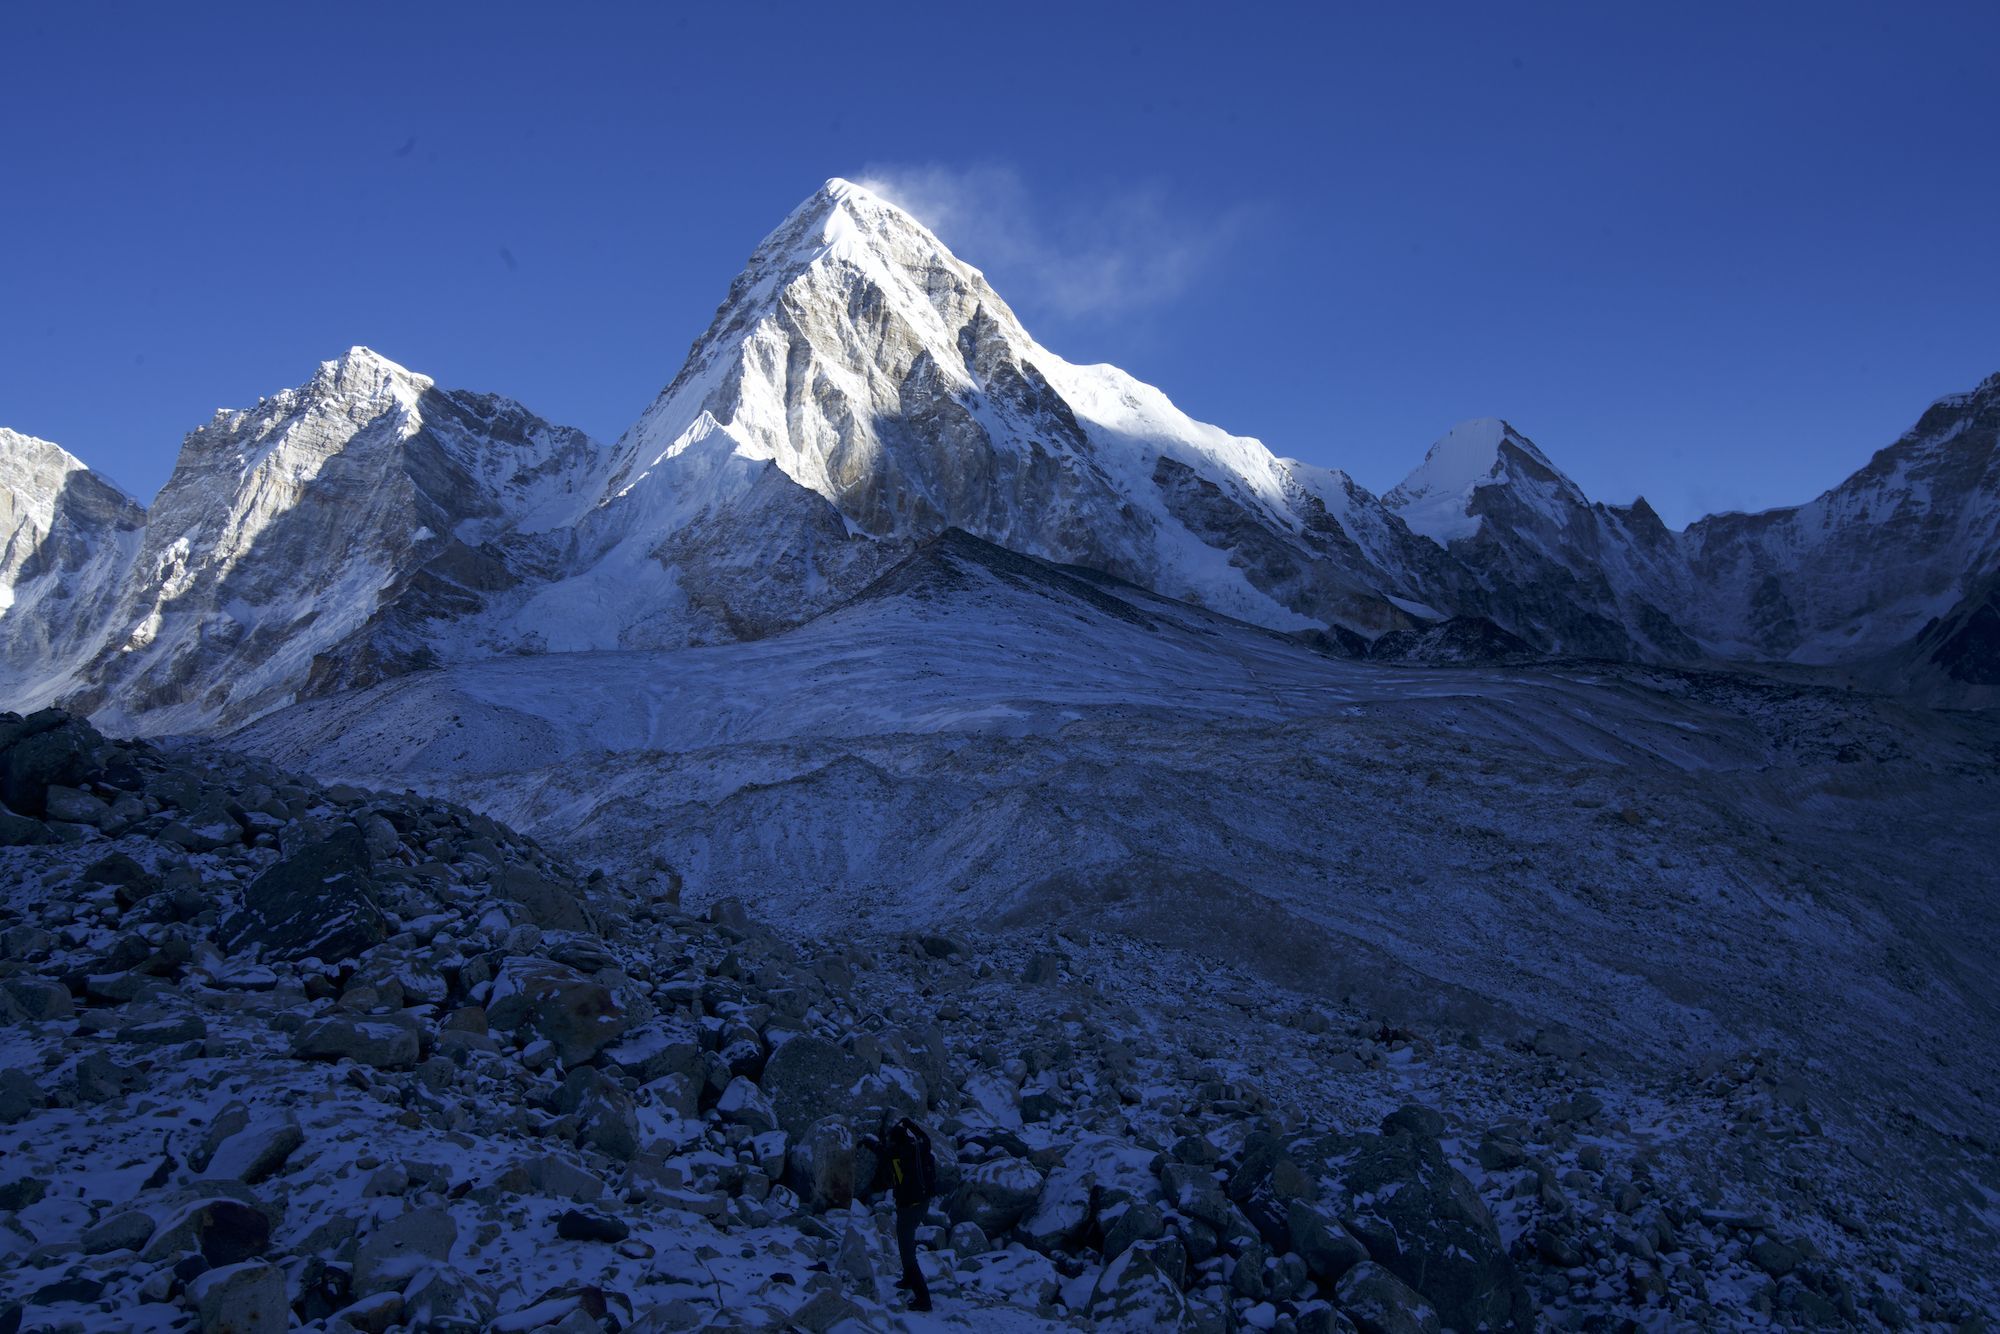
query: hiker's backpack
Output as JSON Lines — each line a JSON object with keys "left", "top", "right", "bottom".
{"left": 887, "top": 1118, "right": 936, "bottom": 1200}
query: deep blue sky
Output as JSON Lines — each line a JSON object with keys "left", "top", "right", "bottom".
{"left": 3, "top": 3, "right": 1995, "bottom": 527}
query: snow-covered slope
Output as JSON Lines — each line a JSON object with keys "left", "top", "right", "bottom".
{"left": 57, "top": 349, "right": 608, "bottom": 733}
{"left": 588, "top": 178, "right": 1429, "bottom": 641}
{"left": 0, "top": 429, "right": 145, "bottom": 706}
{"left": 1378, "top": 381, "right": 2000, "bottom": 673}
{"left": 1383, "top": 419, "right": 1699, "bottom": 659}
{"left": 1675, "top": 371, "right": 2000, "bottom": 663}
{"left": 228, "top": 531, "right": 2000, "bottom": 1313}
{"left": 3, "top": 181, "right": 1997, "bottom": 731}
{"left": 1384, "top": 418, "right": 1548, "bottom": 544}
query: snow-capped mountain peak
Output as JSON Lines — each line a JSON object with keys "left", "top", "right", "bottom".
{"left": 5, "top": 181, "right": 1996, "bottom": 731}
{"left": 1, "top": 428, "right": 133, "bottom": 552}
{"left": 593, "top": 178, "right": 1433, "bottom": 641}
{"left": 1384, "top": 417, "right": 1583, "bottom": 544}
{"left": 310, "top": 344, "right": 433, "bottom": 403}
{"left": 0, "top": 427, "right": 147, "bottom": 705}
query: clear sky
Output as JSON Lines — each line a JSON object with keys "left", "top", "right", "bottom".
{"left": 3, "top": 3, "right": 1995, "bottom": 527}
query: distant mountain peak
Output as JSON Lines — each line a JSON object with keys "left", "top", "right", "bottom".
{"left": 1384, "top": 418, "right": 1579, "bottom": 544}
{"left": 300, "top": 345, "right": 431, "bottom": 411}
{"left": 2, "top": 425, "right": 91, "bottom": 477}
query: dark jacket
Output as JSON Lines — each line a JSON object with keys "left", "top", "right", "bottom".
{"left": 869, "top": 1117, "right": 936, "bottom": 1208}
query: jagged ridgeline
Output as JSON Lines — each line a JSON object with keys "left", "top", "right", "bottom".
{"left": 4, "top": 179, "right": 1999, "bottom": 1333}
{"left": 3, "top": 181, "right": 1997, "bottom": 735}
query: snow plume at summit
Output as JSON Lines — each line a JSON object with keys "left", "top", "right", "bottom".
{"left": 853, "top": 164, "right": 1257, "bottom": 321}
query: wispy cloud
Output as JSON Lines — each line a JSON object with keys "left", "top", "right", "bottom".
{"left": 854, "top": 163, "right": 1257, "bottom": 322}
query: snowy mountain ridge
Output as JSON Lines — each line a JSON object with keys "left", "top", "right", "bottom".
{"left": 2, "top": 179, "right": 1997, "bottom": 730}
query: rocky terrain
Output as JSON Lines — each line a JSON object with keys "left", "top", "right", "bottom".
{"left": 4, "top": 708, "right": 1995, "bottom": 1334}
{"left": 3, "top": 175, "right": 1996, "bottom": 1334}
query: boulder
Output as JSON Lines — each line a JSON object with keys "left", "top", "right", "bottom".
{"left": 206, "top": 1118, "right": 304, "bottom": 1186}
{"left": 292, "top": 1014, "right": 422, "bottom": 1069}
{"left": 947, "top": 1156, "right": 1044, "bottom": 1236}
{"left": 0, "top": 1069, "right": 42, "bottom": 1123}
{"left": 354, "top": 1206, "right": 457, "bottom": 1297}
{"left": 1088, "top": 1238, "right": 1190, "bottom": 1331}
{"left": 221, "top": 825, "right": 387, "bottom": 962}
{"left": 1, "top": 977, "right": 71, "bottom": 1021}
{"left": 1301, "top": 1129, "right": 1530, "bottom": 1333}
{"left": 190, "top": 1261, "right": 289, "bottom": 1333}
{"left": 495, "top": 865, "right": 597, "bottom": 933}
{"left": 758, "top": 1035, "right": 865, "bottom": 1135}
{"left": 785, "top": 1117, "right": 857, "bottom": 1211}
{"left": 1335, "top": 1261, "right": 1441, "bottom": 1334}
{"left": 485, "top": 957, "right": 626, "bottom": 1066}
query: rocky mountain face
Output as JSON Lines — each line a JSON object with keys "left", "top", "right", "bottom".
{"left": 1378, "top": 377, "right": 2000, "bottom": 675}
{"left": 2, "top": 181, "right": 1996, "bottom": 733}
{"left": 0, "top": 430, "right": 146, "bottom": 710}
{"left": 594, "top": 180, "right": 1443, "bottom": 643}
{"left": 1672, "top": 372, "right": 2000, "bottom": 665}
{"left": 4, "top": 708, "right": 1992, "bottom": 1331}
{"left": 1382, "top": 419, "right": 1699, "bottom": 661}
{"left": 20, "top": 353, "right": 606, "bottom": 735}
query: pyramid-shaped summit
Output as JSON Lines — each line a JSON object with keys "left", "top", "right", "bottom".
{"left": 5, "top": 178, "right": 1999, "bottom": 732}
{"left": 592, "top": 178, "right": 1436, "bottom": 642}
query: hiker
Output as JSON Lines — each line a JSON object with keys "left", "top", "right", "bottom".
{"left": 863, "top": 1114, "right": 937, "bottom": 1312}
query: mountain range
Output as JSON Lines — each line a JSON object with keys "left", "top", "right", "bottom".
{"left": 3, "top": 177, "right": 1996, "bottom": 733}
{"left": 6, "top": 177, "right": 2000, "bottom": 1329}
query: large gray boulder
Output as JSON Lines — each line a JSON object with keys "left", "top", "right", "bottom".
{"left": 947, "top": 1156, "right": 1045, "bottom": 1236}
{"left": 292, "top": 1014, "right": 422, "bottom": 1069}
{"left": 206, "top": 1117, "right": 304, "bottom": 1186}
{"left": 1300, "top": 1129, "right": 1530, "bottom": 1333}
{"left": 0, "top": 714, "right": 99, "bottom": 816}
{"left": 759, "top": 1035, "right": 865, "bottom": 1134}
{"left": 1088, "top": 1238, "right": 1190, "bottom": 1331}
{"left": 221, "top": 824, "right": 388, "bottom": 962}
{"left": 785, "top": 1116, "right": 857, "bottom": 1211}
{"left": 494, "top": 865, "right": 597, "bottom": 933}
{"left": 190, "top": 1260, "right": 289, "bottom": 1333}
{"left": 485, "top": 957, "right": 627, "bottom": 1066}
{"left": 354, "top": 1206, "right": 458, "bottom": 1297}
{"left": 1336, "top": 1260, "right": 1441, "bottom": 1334}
